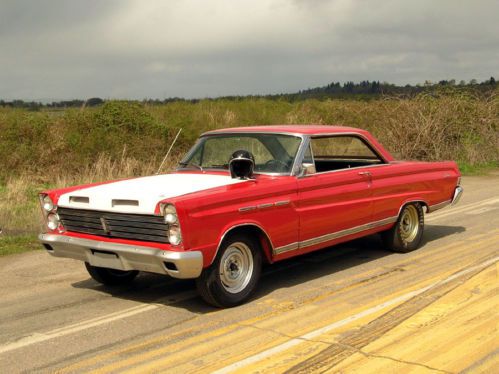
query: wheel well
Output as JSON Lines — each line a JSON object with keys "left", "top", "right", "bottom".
{"left": 398, "top": 200, "right": 429, "bottom": 216}
{"left": 220, "top": 225, "right": 273, "bottom": 264}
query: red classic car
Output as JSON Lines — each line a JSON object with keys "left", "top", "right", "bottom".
{"left": 39, "top": 125, "right": 463, "bottom": 307}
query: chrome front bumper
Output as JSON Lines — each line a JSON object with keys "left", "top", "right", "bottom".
{"left": 39, "top": 234, "right": 203, "bottom": 279}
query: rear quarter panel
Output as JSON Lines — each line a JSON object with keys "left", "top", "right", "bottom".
{"left": 369, "top": 160, "right": 460, "bottom": 222}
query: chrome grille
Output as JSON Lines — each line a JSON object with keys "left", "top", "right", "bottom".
{"left": 57, "top": 207, "right": 169, "bottom": 243}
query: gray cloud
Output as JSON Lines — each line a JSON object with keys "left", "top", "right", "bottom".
{"left": 1, "top": 0, "right": 497, "bottom": 100}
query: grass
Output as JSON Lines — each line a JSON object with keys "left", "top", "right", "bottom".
{"left": 0, "top": 90, "right": 497, "bottom": 255}
{"left": 0, "top": 234, "right": 39, "bottom": 256}
{"left": 457, "top": 161, "right": 499, "bottom": 175}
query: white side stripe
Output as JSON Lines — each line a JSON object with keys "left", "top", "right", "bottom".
{"left": 0, "top": 291, "right": 196, "bottom": 355}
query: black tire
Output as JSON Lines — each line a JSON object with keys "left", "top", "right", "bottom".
{"left": 382, "top": 203, "right": 424, "bottom": 253}
{"left": 196, "top": 233, "right": 262, "bottom": 308}
{"left": 84, "top": 263, "right": 139, "bottom": 286}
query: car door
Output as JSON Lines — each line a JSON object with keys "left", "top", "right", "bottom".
{"left": 295, "top": 135, "right": 375, "bottom": 253}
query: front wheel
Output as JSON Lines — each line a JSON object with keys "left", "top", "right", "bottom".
{"left": 382, "top": 203, "right": 424, "bottom": 253}
{"left": 196, "top": 234, "right": 262, "bottom": 308}
{"left": 85, "top": 263, "right": 139, "bottom": 286}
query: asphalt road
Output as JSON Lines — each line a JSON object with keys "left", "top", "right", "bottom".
{"left": 0, "top": 174, "right": 498, "bottom": 373}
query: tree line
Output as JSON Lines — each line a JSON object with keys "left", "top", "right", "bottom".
{"left": 1, "top": 77, "right": 496, "bottom": 109}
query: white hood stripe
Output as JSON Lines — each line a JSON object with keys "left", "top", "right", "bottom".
{"left": 57, "top": 173, "right": 247, "bottom": 214}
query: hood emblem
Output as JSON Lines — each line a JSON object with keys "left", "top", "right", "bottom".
{"left": 100, "top": 217, "right": 111, "bottom": 235}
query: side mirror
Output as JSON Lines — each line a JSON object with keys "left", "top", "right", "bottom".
{"left": 298, "top": 163, "right": 316, "bottom": 177}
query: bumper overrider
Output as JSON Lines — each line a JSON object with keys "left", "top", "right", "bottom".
{"left": 451, "top": 186, "right": 464, "bottom": 206}
{"left": 39, "top": 234, "right": 203, "bottom": 279}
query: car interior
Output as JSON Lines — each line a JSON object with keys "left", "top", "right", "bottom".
{"left": 308, "top": 135, "right": 385, "bottom": 173}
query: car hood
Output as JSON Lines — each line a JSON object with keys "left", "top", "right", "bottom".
{"left": 57, "top": 173, "right": 248, "bottom": 214}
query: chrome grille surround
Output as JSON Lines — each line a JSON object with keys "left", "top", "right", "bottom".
{"left": 57, "top": 207, "right": 169, "bottom": 244}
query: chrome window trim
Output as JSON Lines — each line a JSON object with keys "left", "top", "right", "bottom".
{"left": 308, "top": 132, "right": 388, "bottom": 162}
{"left": 298, "top": 162, "right": 390, "bottom": 178}
{"left": 292, "top": 136, "right": 312, "bottom": 176}
{"left": 293, "top": 132, "right": 389, "bottom": 178}
{"left": 201, "top": 131, "right": 307, "bottom": 138}
{"left": 178, "top": 132, "right": 305, "bottom": 177}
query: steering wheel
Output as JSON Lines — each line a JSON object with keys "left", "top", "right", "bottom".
{"left": 264, "top": 159, "right": 288, "bottom": 172}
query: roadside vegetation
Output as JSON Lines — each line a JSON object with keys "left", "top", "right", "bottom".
{"left": 0, "top": 88, "right": 497, "bottom": 255}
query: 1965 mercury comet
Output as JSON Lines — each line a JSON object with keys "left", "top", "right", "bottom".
{"left": 39, "top": 125, "right": 463, "bottom": 307}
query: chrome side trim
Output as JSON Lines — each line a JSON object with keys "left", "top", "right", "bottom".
{"left": 257, "top": 203, "right": 274, "bottom": 209}
{"left": 240, "top": 200, "right": 291, "bottom": 212}
{"left": 239, "top": 206, "right": 256, "bottom": 212}
{"left": 274, "top": 200, "right": 290, "bottom": 206}
{"left": 429, "top": 200, "right": 451, "bottom": 212}
{"left": 273, "top": 216, "right": 397, "bottom": 255}
{"left": 273, "top": 242, "right": 299, "bottom": 255}
{"left": 428, "top": 187, "right": 463, "bottom": 213}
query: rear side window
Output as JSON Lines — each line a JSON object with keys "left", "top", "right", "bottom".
{"left": 309, "top": 136, "right": 384, "bottom": 173}
{"left": 311, "top": 136, "right": 380, "bottom": 160}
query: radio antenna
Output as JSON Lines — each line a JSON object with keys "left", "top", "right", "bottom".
{"left": 156, "top": 128, "right": 182, "bottom": 174}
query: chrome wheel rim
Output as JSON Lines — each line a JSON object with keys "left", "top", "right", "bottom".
{"left": 400, "top": 205, "right": 419, "bottom": 243}
{"left": 219, "top": 242, "right": 253, "bottom": 294}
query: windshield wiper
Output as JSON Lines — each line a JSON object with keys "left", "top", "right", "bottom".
{"left": 178, "top": 162, "right": 203, "bottom": 171}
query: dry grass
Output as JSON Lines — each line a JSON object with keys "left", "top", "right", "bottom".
{"left": 0, "top": 152, "right": 181, "bottom": 237}
{"left": 0, "top": 91, "right": 497, "bottom": 249}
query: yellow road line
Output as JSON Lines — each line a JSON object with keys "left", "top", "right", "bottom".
{"left": 96, "top": 238, "right": 499, "bottom": 373}
{"left": 330, "top": 265, "right": 498, "bottom": 373}
{"left": 213, "top": 256, "right": 499, "bottom": 374}
{"left": 427, "top": 196, "right": 499, "bottom": 222}
{"left": 59, "top": 232, "right": 498, "bottom": 373}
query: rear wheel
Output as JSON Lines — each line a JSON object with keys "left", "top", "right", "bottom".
{"left": 85, "top": 263, "right": 139, "bottom": 286}
{"left": 196, "top": 234, "right": 262, "bottom": 308}
{"left": 382, "top": 203, "right": 424, "bottom": 253}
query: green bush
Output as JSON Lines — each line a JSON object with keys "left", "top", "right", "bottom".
{"left": 0, "top": 92, "right": 497, "bottom": 183}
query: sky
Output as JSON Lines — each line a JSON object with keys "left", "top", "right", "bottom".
{"left": 1, "top": 0, "right": 498, "bottom": 101}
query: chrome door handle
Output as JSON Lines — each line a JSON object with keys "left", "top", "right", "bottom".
{"left": 358, "top": 171, "right": 371, "bottom": 176}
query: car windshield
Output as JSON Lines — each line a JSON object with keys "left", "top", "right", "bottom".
{"left": 179, "top": 133, "right": 302, "bottom": 174}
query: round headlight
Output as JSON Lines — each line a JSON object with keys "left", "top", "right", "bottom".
{"left": 47, "top": 213, "right": 60, "bottom": 231}
{"left": 43, "top": 195, "right": 54, "bottom": 212}
{"left": 163, "top": 204, "right": 178, "bottom": 224}
{"left": 165, "top": 213, "right": 177, "bottom": 224}
{"left": 168, "top": 226, "right": 182, "bottom": 245}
